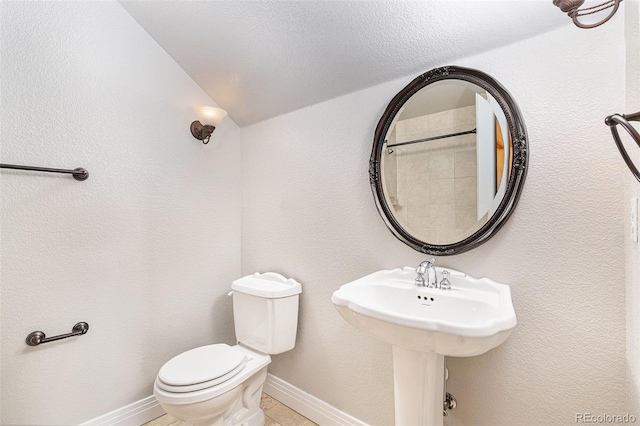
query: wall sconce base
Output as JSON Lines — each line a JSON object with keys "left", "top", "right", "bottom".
{"left": 190, "top": 121, "right": 216, "bottom": 144}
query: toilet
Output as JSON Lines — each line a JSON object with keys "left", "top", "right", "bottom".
{"left": 153, "top": 272, "right": 302, "bottom": 426}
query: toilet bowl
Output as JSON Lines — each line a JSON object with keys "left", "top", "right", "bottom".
{"left": 153, "top": 272, "right": 301, "bottom": 426}
{"left": 154, "top": 344, "right": 270, "bottom": 425}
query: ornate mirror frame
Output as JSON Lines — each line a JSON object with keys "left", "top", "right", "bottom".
{"left": 369, "top": 66, "right": 528, "bottom": 255}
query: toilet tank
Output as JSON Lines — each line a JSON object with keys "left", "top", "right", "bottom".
{"left": 231, "top": 272, "right": 302, "bottom": 355}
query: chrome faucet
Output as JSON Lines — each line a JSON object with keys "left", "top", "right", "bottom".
{"left": 415, "top": 258, "right": 438, "bottom": 288}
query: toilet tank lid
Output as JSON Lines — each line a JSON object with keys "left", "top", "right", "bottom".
{"left": 232, "top": 272, "right": 302, "bottom": 298}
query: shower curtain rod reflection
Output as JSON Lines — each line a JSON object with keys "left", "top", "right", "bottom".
{"left": 605, "top": 111, "right": 640, "bottom": 183}
{"left": 385, "top": 128, "right": 477, "bottom": 150}
{"left": 0, "top": 163, "right": 89, "bottom": 181}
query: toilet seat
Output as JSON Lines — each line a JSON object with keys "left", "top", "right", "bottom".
{"left": 154, "top": 344, "right": 271, "bottom": 406}
{"left": 157, "top": 344, "right": 246, "bottom": 393}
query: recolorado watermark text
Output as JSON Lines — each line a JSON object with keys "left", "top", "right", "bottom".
{"left": 576, "top": 413, "right": 637, "bottom": 423}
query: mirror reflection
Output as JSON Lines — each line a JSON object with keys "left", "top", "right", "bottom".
{"left": 380, "top": 80, "right": 513, "bottom": 245}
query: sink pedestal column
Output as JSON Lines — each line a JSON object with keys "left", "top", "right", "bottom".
{"left": 392, "top": 346, "right": 444, "bottom": 426}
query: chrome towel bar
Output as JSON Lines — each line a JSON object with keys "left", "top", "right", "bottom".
{"left": 385, "top": 128, "right": 477, "bottom": 150}
{"left": 0, "top": 163, "right": 89, "bottom": 181}
{"left": 26, "top": 322, "right": 89, "bottom": 346}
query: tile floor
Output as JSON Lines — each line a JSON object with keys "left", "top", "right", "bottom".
{"left": 143, "top": 393, "right": 318, "bottom": 426}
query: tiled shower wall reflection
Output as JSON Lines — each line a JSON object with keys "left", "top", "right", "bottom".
{"left": 383, "top": 105, "right": 482, "bottom": 244}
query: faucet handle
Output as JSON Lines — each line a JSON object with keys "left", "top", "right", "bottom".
{"left": 440, "top": 270, "right": 451, "bottom": 290}
{"left": 415, "top": 262, "right": 427, "bottom": 287}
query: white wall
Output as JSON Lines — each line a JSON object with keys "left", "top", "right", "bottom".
{"left": 242, "top": 17, "right": 627, "bottom": 426}
{"left": 626, "top": 0, "right": 640, "bottom": 416}
{"left": 0, "top": 2, "right": 241, "bottom": 424}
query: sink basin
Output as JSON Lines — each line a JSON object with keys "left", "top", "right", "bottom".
{"left": 332, "top": 267, "right": 517, "bottom": 425}
{"left": 331, "top": 266, "right": 516, "bottom": 356}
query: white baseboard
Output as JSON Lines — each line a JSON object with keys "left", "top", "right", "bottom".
{"left": 81, "top": 374, "right": 366, "bottom": 426}
{"left": 80, "top": 395, "right": 165, "bottom": 426}
{"left": 263, "top": 373, "right": 368, "bottom": 426}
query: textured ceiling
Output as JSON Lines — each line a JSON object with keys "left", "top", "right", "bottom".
{"left": 119, "top": 1, "right": 567, "bottom": 126}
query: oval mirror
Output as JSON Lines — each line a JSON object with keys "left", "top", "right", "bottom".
{"left": 369, "top": 66, "right": 528, "bottom": 255}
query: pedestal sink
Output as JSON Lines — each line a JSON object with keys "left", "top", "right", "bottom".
{"left": 331, "top": 267, "right": 516, "bottom": 426}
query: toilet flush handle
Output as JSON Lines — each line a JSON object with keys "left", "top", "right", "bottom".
{"left": 227, "top": 291, "right": 233, "bottom": 297}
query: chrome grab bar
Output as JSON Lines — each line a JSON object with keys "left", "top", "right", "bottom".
{"left": 0, "top": 163, "right": 89, "bottom": 181}
{"left": 26, "top": 322, "right": 89, "bottom": 346}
